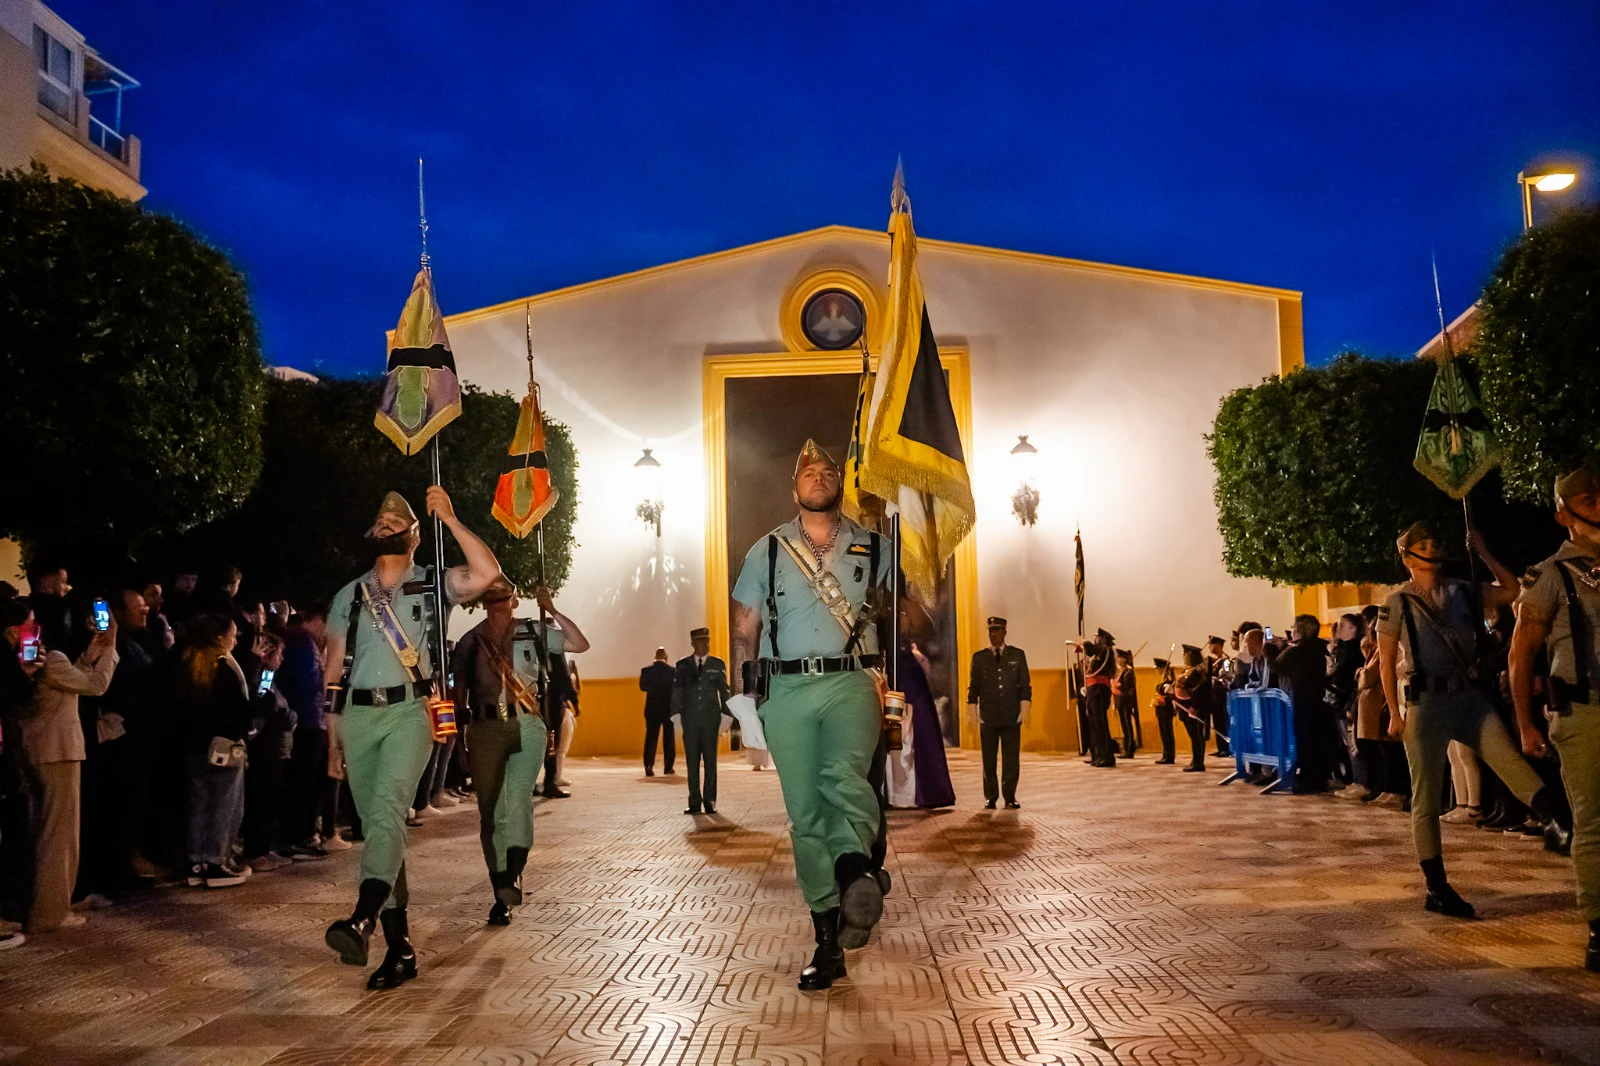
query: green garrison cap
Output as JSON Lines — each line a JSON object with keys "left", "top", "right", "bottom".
{"left": 1555, "top": 456, "right": 1600, "bottom": 508}
{"left": 1396, "top": 520, "right": 1452, "bottom": 556}
{"left": 375, "top": 491, "right": 418, "bottom": 527}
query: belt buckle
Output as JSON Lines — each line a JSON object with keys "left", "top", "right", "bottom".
{"left": 801, "top": 656, "right": 825, "bottom": 675}
{"left": 371, "top": 687, "right": 389, "bottom": 707}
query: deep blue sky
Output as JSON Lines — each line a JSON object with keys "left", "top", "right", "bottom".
{"left": 57, "top": 1, "right": 1600, "bottom": 377}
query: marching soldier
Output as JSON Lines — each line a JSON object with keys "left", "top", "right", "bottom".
{"left": 729, "top": 440, "right": 892, "bottom": 991}
{"left": 674, "top": 627, "right": 730, "bottom": 815}
{"left": 1151, "top": 656, "right": 1177, "bottom": 764}
{"left": 1510, "top": 458, "right": 1600, "bottom": 970}
{"left": 322, "top": 488, "right": 499, "bottom": 989}
{"left": 450, "top": 577, "right": 561, "bottom": 928}
{"left": 1379, "top": 521, "right": 1571, "bottom": 919}
{"left": 968, "top": 616, "right": 1033, "bottom": 808}
{"left": 1078, "top": 628, "right": 1118, "bottom": 767}
{"left": 1114, "top": 648, "right": 1140, "bottom": 757}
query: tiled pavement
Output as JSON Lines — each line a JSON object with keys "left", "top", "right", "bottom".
{"left": 3, "top": 750, "right": 1598, "bottom": 1065}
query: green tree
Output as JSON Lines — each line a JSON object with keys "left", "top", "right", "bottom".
{"left": 1208, "top": 353, "right": 1458, "bottom": 586}
{"left": 1475, "top": 204, "right": 1600, "bottom": 502}
{"left": 153, "top": 377, "right": 578, "bottom": 605}
{"left": 0, "top": 166, "right": 265, "bottom": 568}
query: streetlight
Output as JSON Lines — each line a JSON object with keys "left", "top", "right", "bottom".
{"left": 1009, "top": 434, "right": 1040, "bottom": 527}
{"left": 1517, "top": 169, "right": 1578, "bottom": 232}
{"left": 634, "top": 448, "right": 664, "bottom": 537}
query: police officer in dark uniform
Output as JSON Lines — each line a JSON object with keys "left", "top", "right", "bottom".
{"left": 673, "top": 627, "right": 729, "bottom": 815}
{"left": 1175, "top": 645, "right": 1210, "bottom": 772}
{"left": 967, "top": 616, "right": 1031, "bottom": 809}
{"left": 1152, "top": 656, "right": 1178, "bottom": 764}
{"left": 1205, "top": 636, "right": 1233, "bottom": 756}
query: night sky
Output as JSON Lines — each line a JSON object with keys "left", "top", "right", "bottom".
{"left": 53, "top": 1, "right": 1600, "bottom": 378}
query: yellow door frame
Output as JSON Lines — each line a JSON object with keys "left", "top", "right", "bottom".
{"left": 701, "top": 349, "right": 980, "bottom": 729}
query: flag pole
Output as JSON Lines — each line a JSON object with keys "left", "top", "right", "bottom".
{"left": 526, "top": 304, "right": 553, "bottom": 721}
{"left": 1431, "top": 254, "right": 1480, "bottom": 559}
{"left": 419, "top": 156, "right": 450, "bottom": 690}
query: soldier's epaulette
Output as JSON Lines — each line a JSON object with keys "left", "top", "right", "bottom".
{"left": 1519, "top": 566, "right": 1543, "bottom": 589}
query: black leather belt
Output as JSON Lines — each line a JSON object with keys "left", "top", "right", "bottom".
{"left": 765, "top": 654, "right": 881, "bottom": 676}
{"left": 350, "top": 682, "right": 427, "bottom": 706}
{"left": 1406, "top": 674, "right": 1471, "bottom": 696}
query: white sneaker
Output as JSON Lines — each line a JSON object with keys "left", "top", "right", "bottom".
{"left": 421, "top": 805, "right": 445, "bottom": 817}
{"left": 0, "top": 932, "right": 24, "bottom": 950}
{"left": 1440, "top": 806, "right": 1478, "bottom": 824}
{"left": 72, "top": 893, "right": 114, "bottom": 911}
{"left": 320, "top": 833, "right": 352, "bottom": 851}
{"left": 1334, "top": 783, "right": 1369, "bottom": 801}
{"left": 1373, "top": 793, "right": 1406, "bottom": 809}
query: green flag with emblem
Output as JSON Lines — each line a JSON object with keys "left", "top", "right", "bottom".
{"left": 1413, "top": 357, "right": 1499, "bottom": 499}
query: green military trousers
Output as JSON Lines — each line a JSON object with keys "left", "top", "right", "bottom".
{"left": 1403, "top": 690, "right": 1545, "bottom": 863}
{"left": 337, "top": 700, "right": 433, "bottom": 909}
{"left": 681, "top": 714, "right": 720, "bottom": 810}
{"left": 1550, "top": 702, "right": 1600, "bottom": 921}
{"left": 464, "top": 714, "right": 548, "bottom": 873}
{"left": 761, "top": 671, "right": 881, "bottom": 911}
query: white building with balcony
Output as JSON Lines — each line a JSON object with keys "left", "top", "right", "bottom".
{"left": 0, "top": 0, "right": 142, "bottom": 199}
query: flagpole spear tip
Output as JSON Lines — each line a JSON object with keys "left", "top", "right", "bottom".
{"left": 891, "top": 157, "right": 908, "bottom": 213}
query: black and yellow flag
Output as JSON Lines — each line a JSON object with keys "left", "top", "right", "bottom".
{"left": 492, "top": 381, "right": 559, "bottom": 538}
{"left": 859, "top": 165, "right": 975, "bottom": 600}
{"left": 1074, "top": 528, "right": 1086, "bottom": 636}
{"left": 841, "top": 348, "right": 883, "bottom": 529}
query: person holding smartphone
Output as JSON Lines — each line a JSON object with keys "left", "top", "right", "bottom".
{"left": 19, "top": 598, "right": 117, "bottom": 933}
{"left": 1, "top": 598, "right": 45, "bottom": 946}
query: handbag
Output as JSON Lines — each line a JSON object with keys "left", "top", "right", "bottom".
{"left": 207, "top": 735, "right": 246, "bottom": 768}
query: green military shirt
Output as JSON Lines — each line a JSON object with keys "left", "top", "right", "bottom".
{"left": 328, "top": 565, "right": 460, "bottom": 691}
{"left": 1516, "top": 542, "right": 1600, "bottom": 688}
{"left": 731, "top": 516, "right": 890, "bottom": 660}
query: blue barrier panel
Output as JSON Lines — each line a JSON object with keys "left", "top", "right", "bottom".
{"left": 1222, "top": 688, "right": 1297, "bottom": 794}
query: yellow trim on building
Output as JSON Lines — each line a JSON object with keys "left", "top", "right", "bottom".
{"left": 444, "top": 225, "right": 1302, "bottom": 328}
{"left": 777, "top": 267, "right": 886, "bottom": 354}
{"left": 1276, "top": 296, "right": 1306, "bottom": 376}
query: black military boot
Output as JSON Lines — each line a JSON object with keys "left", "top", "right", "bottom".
{"left": 325, "top": 878, "right": 391, "bottom": 966}
{"left": 1529, "top": 786, "right": 1573, "bottom": 856}
{"left": 797, "top": 908, "right": 845, "bottom": 991}
{"left": 835, "top": 852, "right": 884, "bottom": 950}
{"left": 1420, "top": 856, "right": 1475, "bottom": 919}
{"left": 500, "top": 846, "right": 529, "bottom": 906}
{"left": 488, "top": 900, "right": 512, "bottom": 926}
{"left": 366, "top": 907, "right": 418, "bottom": 990}
{"left": 1587, "top": 919, "right": 1599, "bottom": 974}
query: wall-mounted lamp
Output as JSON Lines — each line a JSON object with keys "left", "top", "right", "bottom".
{"left": 634, "top": 448, "right": 664, "bottom": 537}
{"left": 1009, "top": 435, "right": 1040, "bottom": 527}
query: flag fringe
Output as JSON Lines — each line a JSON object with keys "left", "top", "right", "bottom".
{"left": 374, "top": 400, "right": 461, "bottom": 457}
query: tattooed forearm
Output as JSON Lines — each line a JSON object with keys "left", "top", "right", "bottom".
{"left": 730, "top": 602, "right": 760, "bottom": 694}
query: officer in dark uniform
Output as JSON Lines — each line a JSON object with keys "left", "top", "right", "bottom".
{"left": 673, "top": 627, "right": 729, "bottom": 814}
{"left": 1175, "top": 645, "right": 1210, "bottom": 772}
{"left": 1114, "top": 649, "right": 1140, "bottom": 757}
{"left": 1205, "top": 636, "right": 1233, "bottom": 756}
{"left": 967, "top": 616, "right": 1031, "bottom": 809}
{"left": 1152, "top": 656, "right": 1177, "bottom": 764}
{"left": 1078, "top": 629, "right": 1118, "bottom": 767}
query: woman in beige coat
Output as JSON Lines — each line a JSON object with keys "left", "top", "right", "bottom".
{"left": 22, "top": 613, "right": 117, "bottom": 932}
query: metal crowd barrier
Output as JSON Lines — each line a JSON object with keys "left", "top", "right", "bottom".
{"left": 1222, "top": 688, "right": 1297, "bottom": 794}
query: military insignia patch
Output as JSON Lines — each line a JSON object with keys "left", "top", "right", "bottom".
{"left": 846, "top": 543, "right": 872, "bottom": 557}
{"left": 1520, "top": 566, "right": 1542, "bottom": 589}
{"left": 1378, "top": 605, "right": 1391, "bottom": 621}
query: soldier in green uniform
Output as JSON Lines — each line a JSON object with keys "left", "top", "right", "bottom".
{"left": 729, "top": 440, "right": 891, "bottom": 991}
{"left": 1378, "top": 521, "right": 1571, "bottom": 919}
{"left": 673, "top": 626, "right": 730, "bottom": 815}
{"left": 322, "top": 488, "right": 500, "bottom": 988}
{"left": 451, "top": 578, "right": 588, "bottom": 926}
{"left": 1510, "top": 458, "right": 1600, "bottom": 970}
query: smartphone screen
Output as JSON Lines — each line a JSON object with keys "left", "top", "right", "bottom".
{"left": 18, "top": 621, "right": 41, "bottom": 663}
{"left": 1264, "top": 626, "right": 1275, "bottom": 641}
{"left": 92, "top": 598, "right": 111, "bottom": 632}
{"left": 257, "top": 668, "right": 275, "bottom": 697}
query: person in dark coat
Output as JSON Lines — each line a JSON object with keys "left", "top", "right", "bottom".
{"left": 1275, "top": 614, "right": 1332, "bottom": 794}
{"left": 1078, "top": 629, "right": 1118, "bottom": 768}
{"left": 1113, "top": 649, "right": 1140, "bottom": 757}
{"left": 672, "top": 628, "right": 729, "bottom": 814}
{"left": 639, "top": 648, "right": 676, "bottom": 776}
{"left": 966, "top": 617, "right": 1031, "bottom": 809}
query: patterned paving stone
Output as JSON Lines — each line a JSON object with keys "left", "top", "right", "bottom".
{"left": 2, "top": 751, "right": 1596, "bottom": 1065}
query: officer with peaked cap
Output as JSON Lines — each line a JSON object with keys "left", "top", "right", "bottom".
{"left": 969, "top": 616, "right": 1034, "bottom": 805}
{"left": 1077, "top": 628, "right": 1118, "bottom": 768}
{"left": 1378, "top": 520, "right": 1572, "bottom": 920}
{"left": 1114, "top": 648, "right": 1140, "bottom": 757}
{"left": 1511, "top": 457, "right": 1600, "bottom": 970}
{"left": 673, "top": 626, "right": 729, "bottom": 814}
{"left": 729, "top": 439, "right": 892, "bottom": 990}
{"left": 322, "top": 488, "right": 501, "bottom": 988}
{"left": 1205, "top": 635, "right": 1233, "bottom": 756}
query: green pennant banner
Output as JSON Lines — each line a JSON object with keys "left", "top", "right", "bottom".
{"left": 1413, "top": 359, "right": 1499, "bottom": 500}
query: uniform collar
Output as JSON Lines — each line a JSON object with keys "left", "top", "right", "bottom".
{"left": 1554, "top": 540, "right": 1599, "bottom": 565}
{"left": 781, "top": 514, "right": 865, "bottom": 568}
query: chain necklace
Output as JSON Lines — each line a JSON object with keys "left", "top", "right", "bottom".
{"left": 800, "top": 517, "right": 841, "bottom": 568}
{"left": 364, "top": 571, "right": 403, "bottom": 631}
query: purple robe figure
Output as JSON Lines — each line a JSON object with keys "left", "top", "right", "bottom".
{"left": 900, "top": 646, "right": 955, "bottom": 809}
